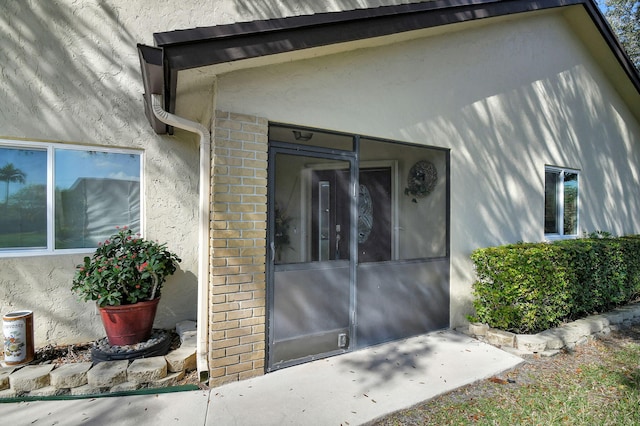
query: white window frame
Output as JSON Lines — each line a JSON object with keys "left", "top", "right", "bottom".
{"left": 544, "top": 165, "right": 579, "bottom": 240}
{"left": 0, "top": 139, "right": 144, "bottom": 257}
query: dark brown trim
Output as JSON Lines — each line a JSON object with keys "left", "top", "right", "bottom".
{"left": 137, "top": 44, "right": 168, "bottom": 134}
{"left": 581, "top": 0, "right": 640, "bottom": 92}
{"left": 154, "top": 0, "right": 584, "bottom": 71}
{"left": 138, "top": 0, "right": 640, "bottom": 133}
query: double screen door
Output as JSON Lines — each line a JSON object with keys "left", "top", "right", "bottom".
{"left": 266, "top": 128, "right": 451, "bottom": 371}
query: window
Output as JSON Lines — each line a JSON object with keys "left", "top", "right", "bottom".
{"left": 0, "top": 140, "right": 142, "bottom": 256}
{"left": 545, "top": 166, "right": 578, "bottom": 237}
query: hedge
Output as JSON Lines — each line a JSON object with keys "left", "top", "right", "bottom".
{"left": 470, "top": 236, "right": 640, "bottom": 334}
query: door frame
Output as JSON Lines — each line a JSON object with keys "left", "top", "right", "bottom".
{"left": 266, "top": 141, "right": 358, "bottom": 371}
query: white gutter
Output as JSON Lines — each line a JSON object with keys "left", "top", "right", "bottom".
{"left": 151, "top": 94, "right": 211, "bottom": 383}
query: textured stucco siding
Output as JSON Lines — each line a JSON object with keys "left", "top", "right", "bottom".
{"left": 0, "top": 1, "right": 209, "bottom": 347}
{"left": 3, "top": 0, "right": 640, "bottom": 381}
{"left": 0, "top": 0, "right": 428, "bottom": 360}
{"left": 213, "top": 12, "right": 640, "bottom": 327}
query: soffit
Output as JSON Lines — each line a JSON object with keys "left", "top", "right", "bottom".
{"left": 138, "top": 0, "right": 640, "bottom": 133}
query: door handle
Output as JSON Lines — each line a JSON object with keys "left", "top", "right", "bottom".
{"left": 270, "top": 241, "right": 275, "bottom": 262}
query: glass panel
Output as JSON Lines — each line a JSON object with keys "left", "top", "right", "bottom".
{"left": 359, "top": 138, "right": 447, "bottom": 261}
{"left": 563, "top": 172, "right": 578, "bottom": 235}
{"left": 544, "top": 170, "right": 559, "bottom": 234}
{"left": 271, "top": 151, "right": 352, "bottom": 368}
{"left": 54, "top": 149, "right": 141, "bottom": 249}
{"left": 269, "top": 125, "right": 354, "bottom": 151}
{"left": 273, "top": 153, "right": 350, "bottom": 264}
{"left": 0, "top": 147, "right": 47, "bottom": 249}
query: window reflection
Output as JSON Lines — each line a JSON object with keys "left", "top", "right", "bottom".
{"left": 271, "top": 135, "right": 448, "bottom": 264}
{"left": 55, "top": 149, "right": 141, "bottom": 249}
{"left": 544, "top": 167, "right": 579, "bottom": 237}
{"left": 0, "top": 147, "right": 47, "bottom": 249}
{"left": 0, "top": 143, "right": 142, "bottom": 253}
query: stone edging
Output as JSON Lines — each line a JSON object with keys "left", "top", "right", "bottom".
{"left": 0, "top": 321, "right": 198, "bottom": 398}
{"left": 466, "top": 302, "right": 640, "bottom": 356}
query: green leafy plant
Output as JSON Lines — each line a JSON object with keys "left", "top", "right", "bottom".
{"left": 470, "top": 235, "right": 640, "bottom": 333}
{"left": 471, "top": 243, "right": 572, "bottom": 333}
{"left": 71, "top": 226, "right": 181, "bottom": 307}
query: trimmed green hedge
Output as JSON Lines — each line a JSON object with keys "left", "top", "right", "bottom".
{"left": 470, "top": 236, "right": 640, "bottom": 333}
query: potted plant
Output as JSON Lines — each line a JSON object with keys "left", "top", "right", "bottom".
{"left": 71, "top": 226, "right": 181, "bottom": 346}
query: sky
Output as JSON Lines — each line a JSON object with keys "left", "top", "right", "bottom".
{"left": 0, "top": 147, "right": 140, "bottom": 197}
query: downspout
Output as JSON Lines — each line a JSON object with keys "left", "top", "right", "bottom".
{"left": 151, "top": 94, "right": 211, "bottom": 383}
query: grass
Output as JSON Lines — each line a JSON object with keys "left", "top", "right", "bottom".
{"left": 374, "top": 332, "right": 640, "bottom": 425}
{"left": 0, "top": 231, "right": 46, "bottom": 248}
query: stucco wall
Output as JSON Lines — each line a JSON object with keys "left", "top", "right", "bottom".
{"left": 3, "top": 0, "right": 640, "bottom": 352}
{"left": 213, "top": 12, "right": 640, "bottom": 327}
{"left": 0, "top": 1, "right": 208, "bottom": 347}
{"left": 1, "top": 0, "right": 428, "bottom": 355}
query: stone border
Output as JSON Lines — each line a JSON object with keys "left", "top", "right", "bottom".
{"left": 0, "top": 321, "right": 198, "bottom": 398}
{"left": 466, "top": 303, "right": 640, "bottom": 356}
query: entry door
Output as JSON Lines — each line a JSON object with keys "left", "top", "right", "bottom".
{"left": 267, "top": 149, "right": 356, "bottom": 371}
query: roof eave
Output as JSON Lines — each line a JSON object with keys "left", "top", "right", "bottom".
{"left": 137, "top": 0, "right": 640, "bottom": 134}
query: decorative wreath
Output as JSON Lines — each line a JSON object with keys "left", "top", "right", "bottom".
{"left": 405, "top": 160, "right": 437, "bottom": 203}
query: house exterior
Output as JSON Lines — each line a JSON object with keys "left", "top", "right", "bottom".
{"left": 2, "top": 0, "right": 640, "bottom": 386}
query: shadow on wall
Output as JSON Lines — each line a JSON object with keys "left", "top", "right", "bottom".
{"left": 213, "top": 11, "right": 640, "bottom": 326}
{"left": 1, "top": 3, "right": 201, "bottom": 348}
{"left": 389, "top": 21, "right": 640, "bottom": 250}
{"left": 0, "top": 254, "right": 104, "bottom": 348}
{"left": 0, "top": 256, "right": 197, "bottom": 349}
{"left": 216, "top": 13, "right": 640, "bottom": 251}
{"left": 424, "top": 28, "right": 640, "bottom": 324}
{"left": 0, "top": 2, "right": 140, "bottom": 143}
{"left": 233, "top": 0, "right": 419, "bottom": 21}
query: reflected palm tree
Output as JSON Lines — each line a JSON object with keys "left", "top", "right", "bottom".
{"left": 0, "top": 163, "right": 26, "bottom": 206}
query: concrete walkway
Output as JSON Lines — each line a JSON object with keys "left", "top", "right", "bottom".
{"left": 0, "top": 330, "right": 522, "bottom": 425}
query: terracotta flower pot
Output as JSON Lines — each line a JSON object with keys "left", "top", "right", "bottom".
{"left": 99, "top": 298, "right": 160, "bottom": 346}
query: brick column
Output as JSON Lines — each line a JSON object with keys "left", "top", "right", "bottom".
{"left": 209, "top": 111, "right": 268, "bottom": 386}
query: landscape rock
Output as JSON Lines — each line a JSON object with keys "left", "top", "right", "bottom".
{"left": 176, "top": 320, "right": 197, "bottom": 336}
{"left": 50, "top": 362, "right": 92, "bottom": 388}
{"left": 9, "top": 365, "right": 54, "bottom": 392}
{"left": 165, "top": 347, "right": 197, "bottom": 372}
{"left": 88, "top": 360, "right": 128, "bottom": 388}
{"left": 516, "top": 334, "right": 547, "bottom": 352}
{"left": 29, "top": 385, "right": 61, "bottom": 397}
{"left": 468, "top": 323, "right": 489, "bottom": 336}
{"left": 70, "top": 384, "right": 105, "bottom": 396}
{"left": 0, "top": 388, "right": 17, "bottom": 398}
{"left": 151, "top": 370, "right": 185, "bottom": 388}
{"left": 537, "top": 330, "right": 565, "bottom": 350}
{"left": 486, "top": 329, "right": 515, "bottom": 347}
{"left": 0, "top": 367, "right": 15, "bottom": 391}
{"left": 127, "top": 356, "right": 167, "bottom": 383}
{"left": 110, "top": 381, "right": 140, "bottom": 393}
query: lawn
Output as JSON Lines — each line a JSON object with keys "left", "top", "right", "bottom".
{"left": 0, "top": 231, "right": 46, "bottom": 248}
{"left": 373, "top": 326, "right": 640, "bottom": 425}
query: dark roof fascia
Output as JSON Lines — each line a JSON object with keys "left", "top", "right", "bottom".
{"left": 581, "top": 0, "right": 640, "bottom": 91}
{"left": 153, "top": 0, "right": 585, "bottom": 71}
{"left": 138, "top": 0, "right": 640, "bottom": 134}
{"left": 137, "top": 44, "right": 168, "bottom": 134}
